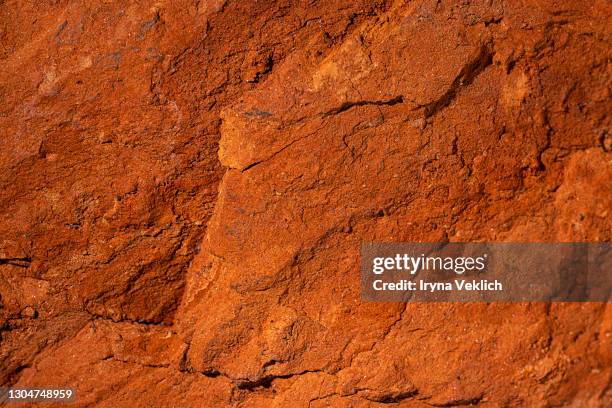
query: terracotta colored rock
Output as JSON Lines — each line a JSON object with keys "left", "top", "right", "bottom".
{"left": 1, "top": 0, "right": 610, "bottom": 406}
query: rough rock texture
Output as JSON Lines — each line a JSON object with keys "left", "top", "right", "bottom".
{"left": 1, "top": 0, "right": 610, "bottom": 406}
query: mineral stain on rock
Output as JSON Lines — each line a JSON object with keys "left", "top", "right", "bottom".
{"left": 1, "top": 0, "right": 610, "bottom": 406}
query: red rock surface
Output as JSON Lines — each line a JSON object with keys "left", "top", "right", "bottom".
{"left": 1, "top": 0, "right": 611, "bottom": 406}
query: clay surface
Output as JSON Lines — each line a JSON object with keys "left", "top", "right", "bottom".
{"left": 1, "top": 0, "right": 611, "bottom": 406}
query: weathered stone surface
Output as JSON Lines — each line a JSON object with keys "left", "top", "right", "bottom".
{"left": 1, "top": 0, "right": 610, "bottom": 406}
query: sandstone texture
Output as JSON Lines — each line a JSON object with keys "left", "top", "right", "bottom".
{"left": 1, "top": 0, "right": 611, "bottom": 407}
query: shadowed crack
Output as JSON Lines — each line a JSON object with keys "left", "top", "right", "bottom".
{"left": 422, "top": 45, "right": 493, "bottom": 119}
{"left": 430, "top": 394, "right": 484, "bottom": 407}
{"left": 239, "top": 97, "right": 404, "bottom": 172}
{"left": 236, "top": 369, "right": 323, "bottom": 390}
{"left": 363, "top": 389, "right": 419, "bottom": 404}
{"left": 323, "top": 95, "right": 405, "bottom": 117}
{"left": 0, "top": 257, "right": 32, "bottom": 268}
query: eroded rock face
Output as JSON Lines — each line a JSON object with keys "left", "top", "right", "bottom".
{"left": 1, "top": 0, "right": 610, "bottom": 406}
